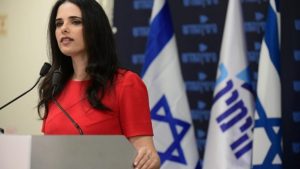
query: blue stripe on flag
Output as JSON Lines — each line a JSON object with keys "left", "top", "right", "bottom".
{"left": 265, "top": 5, "right": 280, "bottom": 73}
{"left": 141, "top": 1, "right": 173, "bottom": 77}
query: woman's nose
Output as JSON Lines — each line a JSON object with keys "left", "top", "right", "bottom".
{"left": 61, "top": 23, "right": 69, "bottom": 33}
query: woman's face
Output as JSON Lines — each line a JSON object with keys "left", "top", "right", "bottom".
{"left": 55, "top": 2, "right": 86, "bottom": 57}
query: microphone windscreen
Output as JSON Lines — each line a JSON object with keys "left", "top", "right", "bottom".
{"left": 39, "top": 62, "right": 52, "bottom": 76}
{"left": 52, "top": 69, "right": 62, "bottom": 87}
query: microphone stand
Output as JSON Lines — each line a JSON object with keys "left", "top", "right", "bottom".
{"left": 0, "top": 77, "right": 42, "bottom": 110}
{"left": 0, "top": 62, "right": 51, "bottom": 110}
{"left": 0, "top": 63, "right": 51, "bottom": 134}
{"left": 52, "top": 96, "right": 84, "bottom": 135}
{"left": 51, "top": 69, "right": 84, "bottom": 135}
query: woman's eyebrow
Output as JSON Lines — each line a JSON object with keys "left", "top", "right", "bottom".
{"left": 69, "top": 16, "right": 82, "bottom": 20}
{"left": 55, "top": 16, "right": 82, "bottom": 21}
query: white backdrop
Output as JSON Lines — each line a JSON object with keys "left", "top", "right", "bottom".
{"left": 0, "top": 0, "right": 114, "bottom": 134}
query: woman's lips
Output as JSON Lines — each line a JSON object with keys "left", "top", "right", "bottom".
{"left": 60, "top": 37, "right": 74, "bottom": 45}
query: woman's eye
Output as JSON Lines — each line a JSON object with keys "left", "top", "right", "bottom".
{"left": 72, "top": 20, "right": 82, "bottom": 25}
{"left": 55, "top": 21, "right": 63, "bottom": 28}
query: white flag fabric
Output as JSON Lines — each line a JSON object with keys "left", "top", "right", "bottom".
{"left": 141, "top": 0, "right": 200, "bottom": 168}
{"left": 252, "top": 0, "right": 283, "bottom": 168}
{"left": 203, "top": 1, "right": 255, "bottom": 169}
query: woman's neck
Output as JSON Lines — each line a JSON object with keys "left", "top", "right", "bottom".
{"left": 71, "top": 54, "right": 90, "bottom": 81}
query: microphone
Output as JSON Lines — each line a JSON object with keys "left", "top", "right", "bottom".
{"left": 51, "top": 68, "right": 84, "bottom": 135}
{"left": 0, "top": 62, "right": 51, "bottom": 110}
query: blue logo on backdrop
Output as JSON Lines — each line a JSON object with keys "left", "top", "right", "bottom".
{"left": 131, "top": 54, "right": 145, "bottom": 65}
{"left": 293, "top": 112, "right": 300, "bottom": 123}
{"left": 292, "top": 142, "right": 300, "bottom": 154}
{"left": 133, "top": 0, "right": 153, "bottom": 10}
{"left": 183, "top": 0, "right": 219, "bottom": 7}
{"left": 194, "top": 101, "right": 209, "bottom": 154}
{"left": 196, "top": 129, "right": 207, "bottom": 151}
{"left": 294, "top": 50, "right": 300, "bottom": 61}
{"left": 198, "top": 72, "right": 207, "bottom": 80}
{"left": 181, "top": 43, "right": 218, "bottom": 64}
{"left": 295, "top": 19, "right": 300, "bottom": 31}
{"left": 182, "top": 15, "right": 218, "bottom": 36}
{"left": 247, "top": 41, "right": 261, "bottom": 63}
{"left": 244, "top": 12, "right": 266, "bottom": 34}
{"left": 191, "top": 100, "right": 210, "bottom": 122}
{"left": 213, "top": 64, "right": 253, "bottom": 159}
{"left": 255, "top": 12, "right": 265, "bottom": 21}
{"left": 151, "top": 95, "right": 190, "bottom": 165}
{"left": 197, "top": 100, "right": 206, "bottom": 109}
{"left": 293, "top": 81, "right": 300, "bottom": 92}
{"left": 132, "top": 26, "right": 149, "bottom": 37}
{"left": 185, "top": 71, "right": 215, "bottom": 93}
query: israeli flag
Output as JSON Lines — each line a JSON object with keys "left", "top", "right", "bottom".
{"left": 203, "top": 1, "right": 255, "bottom": 169}
{"left": 141, "top": 0, "right": 200, "bottom": 168}
{"left": 252, "top": 0, "right": 283, "bottom": 168}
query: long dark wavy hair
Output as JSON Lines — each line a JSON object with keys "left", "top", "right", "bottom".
{"left": 38, "top": 0, "right": 119, "bottom": 119}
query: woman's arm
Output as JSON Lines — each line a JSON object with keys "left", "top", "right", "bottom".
{"left": 129, "top": 136, "right": 160, "bottom": 169}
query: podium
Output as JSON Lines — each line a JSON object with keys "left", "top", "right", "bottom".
{"left": 0, "top": 135, "right": 136, "bottom": 169}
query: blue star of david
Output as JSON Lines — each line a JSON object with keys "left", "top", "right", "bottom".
{"left": 252, "top": 99, "right": 283, "bottom": 169}
{"left": 151, "top": 95, "right": 191, "bottom": 165}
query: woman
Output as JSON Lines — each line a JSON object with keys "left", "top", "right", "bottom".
{"left": 37, "top": 0, "right": 160, "bottom": 169}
